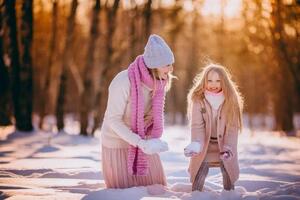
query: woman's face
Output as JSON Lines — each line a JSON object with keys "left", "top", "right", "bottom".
{"left": 156, "top": 64, "right": 173, "bottom": 80}
{"left": 206, "top": 70, "right": 222, "bottom": 93}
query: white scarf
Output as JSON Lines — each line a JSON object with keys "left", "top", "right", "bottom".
{"left": 204, "top": 90, "right": 225, "bottom": 110}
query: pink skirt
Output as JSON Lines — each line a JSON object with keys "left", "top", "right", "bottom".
{"left": 102, "top": 146, "right": 167, "bottom": 188}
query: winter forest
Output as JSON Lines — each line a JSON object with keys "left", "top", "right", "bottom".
{"left": 0, "top": 0, "right": 300, "bottom": 199}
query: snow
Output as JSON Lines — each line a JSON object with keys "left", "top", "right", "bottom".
{"left": 0, "top": 125, "right": 300, "bottom": 200}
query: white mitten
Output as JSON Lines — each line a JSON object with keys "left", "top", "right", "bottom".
{"left": 138, "top": 138, "right": 169, "bottom": 155}
{"left": 184, "top": 142, "right": 202, "bottom": 157}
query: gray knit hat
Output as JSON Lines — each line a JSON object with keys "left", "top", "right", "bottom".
{"left": 143, "top": 34, "right": 175, "bottom": 69}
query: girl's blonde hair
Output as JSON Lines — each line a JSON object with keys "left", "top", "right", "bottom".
{"left": 187, "top": 63, "right": 244, "bottom": 131}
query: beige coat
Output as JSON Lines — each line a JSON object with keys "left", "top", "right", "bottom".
{"left": 189, "top": 97, "right": 240, "bottom": 184}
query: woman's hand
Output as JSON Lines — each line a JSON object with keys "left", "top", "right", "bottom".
{"left": 137, "top": 138, "right": 169, "bottom": 155}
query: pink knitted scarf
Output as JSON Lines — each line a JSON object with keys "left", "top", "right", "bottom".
{"left": 127, "top": 55, "right": 166, "bottom": 176}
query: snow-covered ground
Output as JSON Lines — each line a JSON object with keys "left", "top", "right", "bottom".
{"left": 0, "top": 124, "right": 300, "bottom": 200}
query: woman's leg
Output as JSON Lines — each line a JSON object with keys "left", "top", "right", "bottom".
{"left": 192, "top": 162, "right": 209, "bottom": 191}
{"left": 102, "top": 146, "right": 136, "bottom": 188}
{"left": 220, "top": 161, "right": 234, "bottom": 190}
{"left": 102, "top": 146, "right": 166, "bottom": 188}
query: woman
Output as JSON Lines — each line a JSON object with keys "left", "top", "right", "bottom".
{"left": 101, "top": 34, "right": 175, "bottom": 188}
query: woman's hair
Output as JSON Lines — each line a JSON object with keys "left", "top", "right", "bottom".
{"left": 149, "top": 68, "right": 176, "bottom": 95}
{"left": 187, "top": 63, "right": 244, "bottom": 130}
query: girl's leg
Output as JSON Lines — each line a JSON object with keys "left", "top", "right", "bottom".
{"left": 192, "top": 162, "right": 209, "bottom": 191}
{"left": 220, "top": 161, "right": 234, "bottom": 190}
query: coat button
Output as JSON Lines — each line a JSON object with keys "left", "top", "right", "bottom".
{"left": 218, "top": 134, "right": 222, "bottom": 138}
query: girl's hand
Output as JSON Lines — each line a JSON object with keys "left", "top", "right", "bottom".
{"left": 184, "top": 141, "right": 202, "bottom": 157}
{"left": 220, "top": 151, "right": 233, "bottom": 161}
{"left": 184, "top": 149, "right": 198, "bottom": 157}
{"left": 184, "top": 148, "right": 200, "bottom": 157}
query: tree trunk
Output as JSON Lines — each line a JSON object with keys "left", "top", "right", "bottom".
{"left": 167, "top": 34, "right": 178, "bottom": 124}
{"left": 273, "top": 68, "right": 294, "bottom": 134}
{"left": 270, "top": 0, "right": 295, "bottom": 134}
{"left": 129, "top": 0, "right": 138, "bottom": 61}
{"left": 184, "top": 5, "right": 201, "bottom": 124}
{"left": 19, "top": 0, "right": 34, "bottom": 131}
{"left": 165, "top": 2, "right": 184, "bottom": 124}
{"left": 80, "top": 0, "right": 101, "bottom": 136}
{"left": 5, "top": 0, "right": 34, "bottom": 131}
{"left": 55, "top": 0, "right": 78, "bottom": 132}
{"left": 39, "top": 0, "right": 58, "bottom": 129}
{"left": 143, "top": 0, "right": 152, "bottom": 40}
{"left": 92, "top": 0, "right": 120, "bottom": 134}
{"left": 217, "top": 0, "right": 226, "bottom": 63}
{"left": 0, "top": 6, "right": 12, "bottom": 126}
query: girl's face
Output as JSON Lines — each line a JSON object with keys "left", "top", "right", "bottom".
{"left": 156, "top": 64, "right": 173, "bottom": 80}
{"left": 206, "top": 70, "right": 222, "bottom": 93}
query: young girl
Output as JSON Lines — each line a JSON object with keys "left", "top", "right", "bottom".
{"left": 184, "top": 64, "right": 243, "bottom": 191}
{"left": 101, "top": 34, "right": 175, "bottom": 188}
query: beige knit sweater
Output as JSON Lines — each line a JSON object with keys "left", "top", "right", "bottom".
{"left": 100, "top": 70, "right": 153, "bottom": 149}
